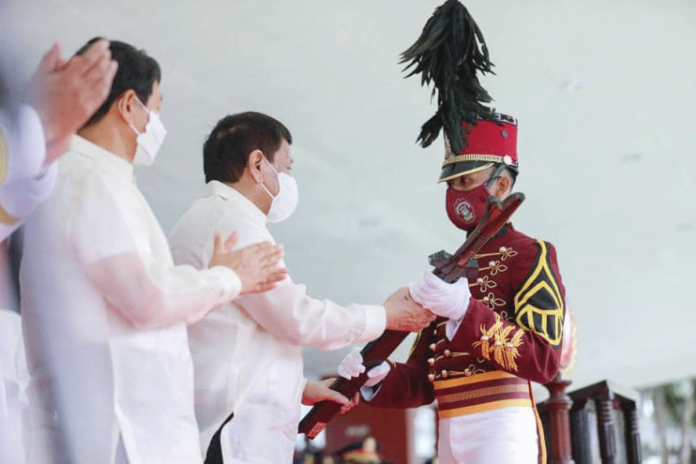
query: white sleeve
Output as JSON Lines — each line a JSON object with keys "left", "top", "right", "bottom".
{"left": 0, "top": 107, "right": 56, "bottom": 240}
{"left": 171, "top": 202, "right": 387, "bottom": 349}
{"left": 69, "top": 172, "right": 241, "bottom": 330}
{"left": 235, "top": 278, "right": 386, "bottom": 350}
{"left": 0, "top": 162, "right": 57, "bottom": 217}
{"left": 86, "top": 253, "right": 241, "bottom": 329}
{"left": 0, "top": 105, "right": 47, "bottom": 184}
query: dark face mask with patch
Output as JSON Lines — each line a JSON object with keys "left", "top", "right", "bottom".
{"left": 445, "top": 182, "right": 491, "bottom": 232}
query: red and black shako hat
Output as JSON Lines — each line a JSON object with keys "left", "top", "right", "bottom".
{"left": 400, "top": 0, "right": 519, "bottom": 183}
{"left": 440, "top": 113, "right": 518, "bottom": 183}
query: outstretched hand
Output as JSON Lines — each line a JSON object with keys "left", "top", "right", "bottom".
{"left": 383, "top": 287, "right": 436, "bottom": 332}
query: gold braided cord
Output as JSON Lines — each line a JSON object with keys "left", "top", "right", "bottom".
{"left": 442, "top": 154, "right": 506, "bottom": 167}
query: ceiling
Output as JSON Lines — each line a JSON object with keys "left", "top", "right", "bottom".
{"left": 4, "top": 0, "right": 696, "bottom": 392}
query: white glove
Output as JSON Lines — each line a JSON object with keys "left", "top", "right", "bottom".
{"left": 409, "top": 270, "right": 471, "bottom": 321}
{"left": 337, "top": 347, "right": 391, "bottom": 387}
{"left": 338, "top": 347, "right": 365, "bottom": 379}
{"left": 365, "top": 361, "right": 391, "bottom": 387}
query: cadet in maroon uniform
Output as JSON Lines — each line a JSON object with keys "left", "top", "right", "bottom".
{"left": 339, "top": 114, "right": 566, "bottom": 463}
{"left": 339, "top": 0, "right": 567, "bottom": 460}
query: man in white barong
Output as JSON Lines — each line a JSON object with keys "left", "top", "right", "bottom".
{"left": 168, "top": 112, "right": 436, "bottom": 464}
{"left": 20, "top": 39, "right": 287, "bottom": 464}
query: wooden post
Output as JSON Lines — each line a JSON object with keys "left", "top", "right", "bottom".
{"left": 596, "top": 396, "right": 617, "bottom": 464}
{"left": 569, "top": 402, "right": 593, "bottom": 464}
{"left": 545, "top": 375, "right": 575, "bottom": 464}
{"left": 568, "top": 380, "right": 642, "bottom": 464}
{"left": 622, "top": 404, "right": 641, "bottom": 464}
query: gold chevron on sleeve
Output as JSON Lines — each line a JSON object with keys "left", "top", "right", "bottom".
{"left": 513, "top": 241, "right": 564, "bottom": 346}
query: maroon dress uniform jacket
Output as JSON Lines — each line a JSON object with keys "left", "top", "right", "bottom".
{"left": 368, "top": 225, "right": 566, "bottom": 410}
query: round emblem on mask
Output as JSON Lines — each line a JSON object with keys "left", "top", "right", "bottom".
{"left": 455, "top": 199, "right": 476, "bottom": 223}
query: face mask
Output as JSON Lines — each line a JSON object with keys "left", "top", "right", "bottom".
{"left": 129, "top": 98, "right": 167, "bottom": 166}
{"left": 260, "top": 157, "right": 299, "bottom": 223}
{"left": 445, "top": 183, "right": 491, "bottom": 232}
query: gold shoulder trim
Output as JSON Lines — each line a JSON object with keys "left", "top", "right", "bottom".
{"left": 513, "top": 241, "right": 564, "bottom": 346}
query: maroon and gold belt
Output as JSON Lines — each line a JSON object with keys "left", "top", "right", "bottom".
{"left": 433, "top": 371, "right": 532, "bottom": 418}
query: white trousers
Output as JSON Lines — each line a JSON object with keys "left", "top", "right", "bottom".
{"left": 437, "top": 406, "right": 540, "bottom": 464}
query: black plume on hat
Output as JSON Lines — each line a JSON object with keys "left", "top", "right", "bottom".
{"left": 401, "top": 0, "right": 495, "bottom": 155}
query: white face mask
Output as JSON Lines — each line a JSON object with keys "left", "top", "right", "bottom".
{"left": 129, "top": 98, "right": 167, "bottom": 166}
{"left": 260, "top": 157, "right": 299, "bottom": 223}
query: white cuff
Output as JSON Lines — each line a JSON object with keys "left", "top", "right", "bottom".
{"left": 0, "top": 162, "right": 57, "bottom": 218}
{"left": 360, "top": 385, "right": 377, "bottom": 402}
{"left": 357, "top": 304, "right": 387, "bottom": 343}
{"left": 445, "top": 316, "right": 465, "bottom": 341}
{"left": 206, "top": 265, "right": 242, "bottom": 301}
{"left": 360, "top": 382, "right": 385, "bottom": 402}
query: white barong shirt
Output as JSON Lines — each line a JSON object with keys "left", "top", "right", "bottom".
{"left": 169, "top": 181, "right": 387, "bottom": 464}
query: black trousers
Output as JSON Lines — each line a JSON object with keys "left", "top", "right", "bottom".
{"left": 204, "top": 412, "right": 234, "bottom": 464}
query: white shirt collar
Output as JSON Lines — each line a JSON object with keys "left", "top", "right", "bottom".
{"left": 207, "top": 180, "right": 267, "bottom": 226}
{"left": 69, "top": 135, "right": 134, "bottom": 181}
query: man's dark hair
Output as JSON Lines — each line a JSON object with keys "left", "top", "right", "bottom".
{"left": 203, "top": 112, "right": 292, "bottom": 184}
{"left": 77, "top": 37, "right": 161, "bottom": 128}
